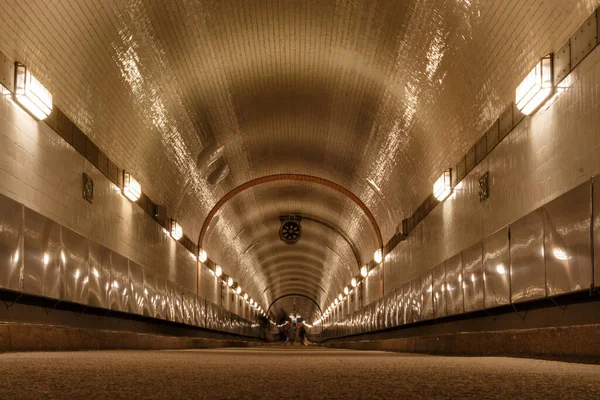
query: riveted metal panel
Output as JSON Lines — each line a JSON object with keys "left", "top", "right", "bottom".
{"left": 410, "top": 275, "right": 421, "bottom": 323}
{"left": 510, "top": 209, "right": 546, "bottom": 303}
{"left": 498, "top": 104, "right": 514, "bottom": 140}
{"left": 571, "top": 12, "right": 597, "bottom": 68}
{"left": 109, "top": 252, "right": 129, "bottom": 312}
{"left": 154, "top": 275, "right": 168, "bottom": 320}
{"left": 127, "top": 260, "right": 144, "bottom": 315}
{"left": 142, "top": 267, "right": 156, "bottom": 318}
{"left": 60, "top": 227, "right": 89, "bottom": 305}
{"left": 554, "top": 41, "right": 571, "bottom": 85}
{"left": 0, "top": 195, "right": 23, "bottom": 291}
{"left": 445, "top": 253, "right": 463, "bottom": 316}
{"left": 462, "top": 241, "right": 484, "bottom": 312}
{"left": 483, "top": 227, "right": 510, "bottom": 309}
{"left": 377, "top": 296, "right": 385, "bottom": 330}
{"left": 23, "top": 208, "right": 61, "bottom": 298}
{"left": 432, "top": 262, "right": 446, "bottom": 318}
{"left": 544, "top": 182, "right": 592, "bottom": 296}
{"left": 88, "top": 242, "right": 110, "bottom": 309}
{"left": 421, "top": 271, "right": 433, "bottom": 320}
{"left": 486, "top": 121, "right": 500, "bottom": 153}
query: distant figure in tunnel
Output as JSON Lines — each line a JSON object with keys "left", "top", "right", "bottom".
{"left": 286, "top": 322, "right": 296, "bottom": 345}
{"left": 297, "top": 322, "right": 308, "bottom": 346}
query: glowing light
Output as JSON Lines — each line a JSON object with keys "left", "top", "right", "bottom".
{"left": 14, "top": 63, "right": 52, "bottom": 120}
{"left": 433, "top": 169, "right": 452, "bottom": 201}
{"left": 171, "top": 220, "right": 183, "bottom": 240}
{"left": 553, "top": 248, "right": 568, "bottom": 261}
{"left": 215, "top": 265, "right": 222, "bottom": 277}
{"left": 227, "top": 277, "right": 233, "bottom": 287}
{"left": 338, "top": 294, "right": 343, "bottom": 301}
{"left": 343, "top": 286, "right": 349, "bottom": 295}
{"left": 471, "top": 274, "right": 475, "bottom": 283}
{"left": 236, "top": 286, "right": 242, "bottom": 295}
{"left": 249, "top": 298, "right": 254, "bottom": 305}
{"left": 199, "top": 248, "right": 208, "bottom": 263}
{"left": 516, "top": 55, "right": 553, "bottom": 115}
{"left": 42, "top": 253, "right": 50, "bottom": 266}
{"left": 496, "top": 264, "right": 506, "bottom": 275}
{"left": 361, "top": 266, "right": 368, "bottom": 277}
{"left": 374, "top": 249, "right": 383, "bottom": 264}
{"left": 243, "top": 293, "right": 248, "bottom": 300}
{"left": 351, "top": 278, "right": 357, "bottom": 287}
{"left": 113, "top": 280, "right": 119, "bottom": 289}
{"left": 334, "top": 299, "right": 339, "bottom": 305}
{"left": 60, "top": 251, "right": 66, "bottom": 264}
{"left": 13, "top": 250, "right": 19, "bottom": 264}
{"left": 122, "top": 172, "right": 141, "bottom": 201}
{"left": 92, "top": 268, "right": 100, "bottom": 278}
{"left": 144, "top": 288, "right": 148, "bottom": 296}
{"left": 74, "top": 269, "right": 80, "bottom": 280}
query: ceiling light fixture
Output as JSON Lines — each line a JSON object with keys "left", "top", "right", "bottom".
{"left": 433, "top": 169, "right": 452, "bottom": 201}
{"left": 214, "top": 265, "right": 222, "bottom": 277}
{"left": 374, "top": 248, "right": 383, "bottom": 264}
{"left": 227, "top": 277, "right": 233, "bottom": 287}
{"left": 170, "top": 220, "right": 183, "bottom": 240}
{"left": 361, "top": 266, "right": 368, "bottom": 278}
{"left": 14, "top": 62, "right": 53, "bottom": 120}
{"left": 516, "top": 54, "right": 553, "bottom": 115}
{"left": 198, "top": 248, "right": 208, "bottom": 263}
{"left": 122, "top": 172, "right": 142, "bottom": 202}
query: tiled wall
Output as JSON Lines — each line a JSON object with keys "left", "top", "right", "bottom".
{"left": 384, "top": 44, "right": 600, "bottom": 295}
{"left": 0, "top": 96, "right": 257, "bottom": 327}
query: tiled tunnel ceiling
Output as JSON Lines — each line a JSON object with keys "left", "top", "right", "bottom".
{"left": 0, "top": 0, "right": 596, "bottom": 320}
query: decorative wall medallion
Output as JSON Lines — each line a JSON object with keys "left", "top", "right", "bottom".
{"left": 82, "top": 173, "right": 94, "bottom": 204}
{"left": 479, "top": 172, "right": 489, "bottom": 202}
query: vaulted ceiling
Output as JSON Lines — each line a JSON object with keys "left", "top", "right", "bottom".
{"left": 0, "top": 0, "right": 594, "bottom": 321}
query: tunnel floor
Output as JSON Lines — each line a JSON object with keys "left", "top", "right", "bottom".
{"left": 1, "top": 347, "right": 600, "bottom": 399}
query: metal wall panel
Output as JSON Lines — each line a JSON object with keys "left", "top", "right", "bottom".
{"left": 109, "top": 252, "right": 129, "bottom": 312}
{"left": 23, "top": 208, "right": 61, "bottom": 298}
{"left": 0, "top": 195, "right": 23, "bottom": 291}
{"left": 88, "top": 242, "right": 110, "bottom": 309}
{"left": 142, "top": 267, "right": 156, "bottom": 318}
{"left": 60, "top": 227, "right": 89, "bottom": 305}
{"left": 170, "top": 281, "right": 184, "bottom": 323}
{"left": 432, "top": 262, "right": 446, "bottom": 318}
{"left": 154, "top": 275, "right": 168, "bottom": 320}
{"left": 402, "top": 282, "right": 411, "bottom": 324}
{"left": 445, "top": 253, "right": 463, "bottom": 315}
{"left": 195, "top": 296, "right": 206, "bottom": 327}
{"left": 483, "top": 227, "right": 510, "bottom": 309}
{"left": 421, "top": 271, "right": 433, "bottom": 320}
{"left": 128, "top": 260, "right": 144, "bottom": 315}
{"left": 377, "top": 297, "right": 385, "bottom": 330}
{"left": 543, "top": 182, "right": 592, "bottom": 296}
{"left": 385, "top": 291, "right": 396, "bottom": 328}
{"left": 410, "top": 276, "right": 421, "bottom": 323}
{"left": 395, "top": 287, "right": 403, "bottom": 326}
{"left": 183, "top": 290, "right": 196, "bottom": 326}
{"left": 462, "top": 241, "right": 484, "bottom": 312}
{"left": 510, "top": 209, "right": 546, "bottom": 303}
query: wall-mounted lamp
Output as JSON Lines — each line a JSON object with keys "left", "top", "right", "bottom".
{"left": 227, "top": 277, "right": 233, "bottom": 287}
{"left": 374, "top": 248, "right": 383, "bottom": 264}
{"left": 343, "top": 286, "right": 349, "bottom": 295}
{"left": 14, "top": 62, "right": 52, "bottom": 120}
{"left": 236, "top": 286, "right": 242, "bottom": 295}
{"left": 516, "top": 54, "right": 553, "bottom": 115}
{"left": 122, "top": 172, "right": 142, "bottom": 202}
{"left": 334, "top": 298, "right": 339, "bottom": 305}
{"left": 360, "top": 266, "right": 368, "bottom": 278}
{"left": 170, "top": 220, "right": 183, "bottom": 240}
{"left": 351, "top": 278, "right": 357, "bottom": 288}
{"left": 198, "top": 248, "right": 208, "bottom": 263}
{"left": 433, "top": 169, "right": 452, "bottom": 201}
{"left": 243, "top": 293, "right": 248, "bottom": 300}
{"left": 214, "top": 265, "right": 222, "bottom": 277}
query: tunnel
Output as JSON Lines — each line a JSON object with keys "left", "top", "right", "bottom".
{"left": 1, "top": 0, "right": 600, "bottom": 398}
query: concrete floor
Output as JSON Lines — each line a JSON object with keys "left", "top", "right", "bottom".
{"left": 1, "top": 347, "right": 600, "bottom": 399}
